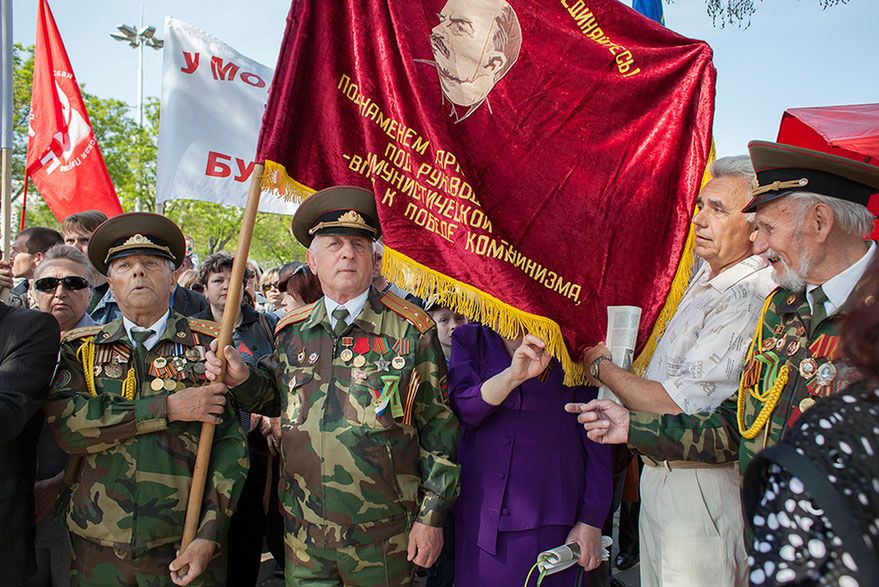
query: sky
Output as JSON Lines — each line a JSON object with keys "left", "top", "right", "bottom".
{"left": 10, "top": 0, "right": 879, "bottom": 157}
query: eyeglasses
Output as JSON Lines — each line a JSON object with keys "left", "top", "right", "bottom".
{"left": 34, "top": 276, "right": 90, "bottom": 293}
{"left": 262, "top": 282, "right": 280, "bottom": 291}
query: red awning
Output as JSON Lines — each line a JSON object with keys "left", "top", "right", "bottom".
{"left": 778, "top": 103, "right": 879, "bottom": 238}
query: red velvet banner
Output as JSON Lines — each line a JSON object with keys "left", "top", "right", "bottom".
{"left": 257, "top": 0, "right": 715, "bottom": 382}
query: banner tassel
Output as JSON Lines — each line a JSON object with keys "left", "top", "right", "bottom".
{"left": 382, "top": 246, "right": 588, "bottom": 386}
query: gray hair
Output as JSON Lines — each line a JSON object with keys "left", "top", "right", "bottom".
{"left": 787, "top": 191, "right": 875, "bottom": 238}
{"left": 107, "top": 257, "right": 177, "bottom": 276}
{"left": 710, "top": 155, "right": 757, "bottom": 221}
{"left": 308, "top": 235, "right": 379, "bottom": 255}
{"left": 34, "top": 244, "right": 96, "bottom": 286}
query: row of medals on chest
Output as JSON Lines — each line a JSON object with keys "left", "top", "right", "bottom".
{"left": 760, "top": 323, "right": 836, "bottom": 413}
{"left": 294, "top": 336, "right": 408, "bottom": 386}
{"left": 93, "top": 343, "right": 206, "bottom": 392}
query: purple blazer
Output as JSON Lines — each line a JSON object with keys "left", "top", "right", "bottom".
{"left": 449, "top": 324, "right": 612, "bottom": 555}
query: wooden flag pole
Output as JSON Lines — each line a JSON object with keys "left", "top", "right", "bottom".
{"left": 180, "top": 163, "right": 265, "bottom": 550}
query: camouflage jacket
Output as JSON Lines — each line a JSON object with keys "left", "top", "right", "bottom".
{"left": 44, "top": 311, "right": 248, "bottom": 556}
{"left": 628, "top": 278, "right": 868, "bottom": 473}
{"left": 231, "top": 287, "right": 461, "bottom": 548}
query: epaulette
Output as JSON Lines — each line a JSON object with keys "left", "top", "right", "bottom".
{"left": 275, "top": 302, "right": 316, "bottom": 335}
{"left": 187, "top": 318, "right": 221, "bottom": 337}
{"left": 62, "top": 325, "right": 104, "bottom": 343}
{"left": 380, "top": 292, "right": 433, "bottom": 334}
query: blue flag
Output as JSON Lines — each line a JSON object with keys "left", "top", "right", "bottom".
{"left": 633, "top": 0, "right": 665, "bottom": 24}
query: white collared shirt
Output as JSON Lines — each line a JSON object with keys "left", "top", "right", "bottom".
{"left": 123, "top": 310, "right": 170, "bottom": 351}
{"left": 645, "top": 255, "right": 777, "bottom": 415}
{"left": 806, "top": 241, "right": 876, "bottom": 317}
{"left": 324, "top": 288, "right": 370, "bottom": 330}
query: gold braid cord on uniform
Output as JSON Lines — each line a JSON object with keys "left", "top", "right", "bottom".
{"left": 122, "top": 368, "right": 137, "bottom": 400}
{"left": 76, "top": 338, "right": 98, "bottom": 398}
{"left": 737, "top": 291, "right": 790, "bottom": 439}
{"left": 76, "top": 337, "right": 137, "bottom": 400}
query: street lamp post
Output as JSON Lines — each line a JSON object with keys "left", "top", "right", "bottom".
{"left": 110, "top": 7, "right": 163, "bottom": 212}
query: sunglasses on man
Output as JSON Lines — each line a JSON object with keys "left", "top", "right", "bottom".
{"left": 34, "top": 276, "right": 91, "bottom": 293}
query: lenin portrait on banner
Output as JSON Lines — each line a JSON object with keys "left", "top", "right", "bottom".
{"left": 423, "top": 0, "right": 522, "bottom": 122}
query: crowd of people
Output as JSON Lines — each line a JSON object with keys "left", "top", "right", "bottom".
{"left": 0, "top": 139, "right": 877, "bottom": 587}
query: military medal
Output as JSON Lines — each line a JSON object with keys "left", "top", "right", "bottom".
{"left": 106, "top": 363, "right": 124, "bottom": 378}
{"left": 774, "top": 324, "right": 784, "bottom": 335}
{"left": 799, "top": 397, "right": 817, "bottom": 412}
{"left": 153, "top": 357, "right": 168, "bottom": 370}
{"left": 374, "top": 356, "right": 390, "bottom": 372}
{"left": 193, "top": 362, "right": 206, "bottom": 375}
{"left": 297, "top": 349, "right": 306, "bottom": 363}
{"left": 786, "top": 340, "right": 801, "bottom": 356}
{"left": 288, "top": 376, "right": 298, "bottom": 391}
{"left": 372, "top": 337, "right": 390, "bottom": 355}
{"left": 308, "top": 352, "right": 319, "bottom": 365}
{"left": 775, "top": 337, "right": 786, "bottom": 351}
{"left": 391, "top": 338, "right": 409, "bottom": 370}
{"left": 151, "top": 378, "right": 165, "bottom": 391}
{"left": 93, "top": 365, "right": 103, "bottom": 377}
{"left": 798, "top": 358, "right": 817, "bottom": 378}
{"left": 186, "top": 348, "right": 201, "bottom": 362}
{"left": 163, "top": 379, "right": 176, "bottom": 392}
{"left": 353, "top": 369, "right": 367, "bottom": 382}
{"left": 352, "top": 337, "right": 370, "bottom": 368}
{"left": 340, "top": 337, "right": 354, "bottom": 362}
{"left": 786, "top": 294, "right": 797, "bottom": 305}
{"left": 815, "top": 361, "right": 836, "bottom": 386}
{"left": 762, "top": 338, "right": 777, "bottom": 352}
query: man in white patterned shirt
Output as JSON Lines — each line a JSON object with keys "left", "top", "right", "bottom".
{"left": 581, "top": 156, "right": 776, "bottom": 587}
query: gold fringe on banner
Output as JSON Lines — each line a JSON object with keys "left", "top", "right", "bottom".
{"left": 382, "top": 246, "right": 588, "bottom": 386}
{"left": 631, "top": 141, "right": 716, "bottom": 376}
{"left": 261, "top": 160, "right": 315, "bottom": 202}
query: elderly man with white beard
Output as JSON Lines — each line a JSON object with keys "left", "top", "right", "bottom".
{"left": 566, "top": 142, "right": 879, "bottom": 570}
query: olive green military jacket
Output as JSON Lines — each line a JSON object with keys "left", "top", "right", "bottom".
{"left": 44, "top": 312, "right": 248, "bottom": 556}
{"left": 627, "top": 280, "right": 867, "bottom": 473}
{"left": 231, "top": 287, "right": 461, "bottom": 548}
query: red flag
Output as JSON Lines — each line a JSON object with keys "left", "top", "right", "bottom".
{"left": 26, "top": 0, "right": 122, "bottom": 221}
{"left": 257, "top": 0, "right": 715, "bottom": 383}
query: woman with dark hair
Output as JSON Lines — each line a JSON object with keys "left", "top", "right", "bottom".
{"left": 744, "top": 254, "right": 879, "bottom": 586}
{"left": 192, "top": 252, "right": 281, "bottom": 585}
{"left": 277, "top": 261, "right": 323, "bottom": 313}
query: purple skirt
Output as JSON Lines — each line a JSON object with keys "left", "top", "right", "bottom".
{"left": 454, "top": 522, "right": 586, "bottom": 587}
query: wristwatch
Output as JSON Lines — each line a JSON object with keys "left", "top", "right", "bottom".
{"left": 589, "top": 355, "right": 612, "bottom": 383}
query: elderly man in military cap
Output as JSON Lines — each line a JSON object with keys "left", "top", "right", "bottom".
{"left": 206, "top": 186, "right": 461, "bottom": 586}
{"left": 568, "top": 141, "right": 878, "bottom": 488}
{"left": 44, "top": 212, "right": 248, "bottom": 586}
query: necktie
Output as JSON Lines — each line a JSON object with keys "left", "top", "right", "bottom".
{"left": 810, "top": 286, "right": 828, "bottom": 334}
{"left": 131, "top": 329, "right": 155, "bottom": 367}
{"left": 332, "top": 306, "right": 350, "bottom": 338}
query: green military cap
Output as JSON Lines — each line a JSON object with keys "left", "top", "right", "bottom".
{"left": 292, "top": 185, "right": 381, "bottom": 248}
{"left": 88, "top": 212, "right": 186, "bottom": 276}
{"left": 743, "top": 141, "right": 879, "bottom": 213}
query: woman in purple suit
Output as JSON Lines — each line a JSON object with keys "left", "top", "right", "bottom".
{"left": 449, "top": 324, "right": 613, "bottom": 586}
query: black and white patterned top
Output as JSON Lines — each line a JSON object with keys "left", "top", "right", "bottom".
{"left": 748, "top": 384, "right": 879, "bottom": 586}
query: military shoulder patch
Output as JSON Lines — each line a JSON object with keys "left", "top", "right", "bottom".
{"left": 381, "top": 292, "right": 433, "bottom": 334}
{"left": 187, "top": 318, "right": 221, "bottom": 337}
{"left": 62, "top": 325, "right": 104, "bottom": 343}
{"left": 275, "top": 302, "right": 316, "bottom": 334}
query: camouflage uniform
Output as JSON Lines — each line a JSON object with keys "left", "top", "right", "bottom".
{"left": 627, "top": 280, "right": 868, "bottom": 472}
{"left": 44, "top": 312, "right": 248, "bottom": 586}
{"left": 231, "top": 287, "right": 461, "bottom": 586}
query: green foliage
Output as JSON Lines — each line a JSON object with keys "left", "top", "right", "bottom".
{"left": 8, "top": 44, "right": 303, "bottom": 268}
{"left": 698, "top": 0, "right": 850, "bottom": 27}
